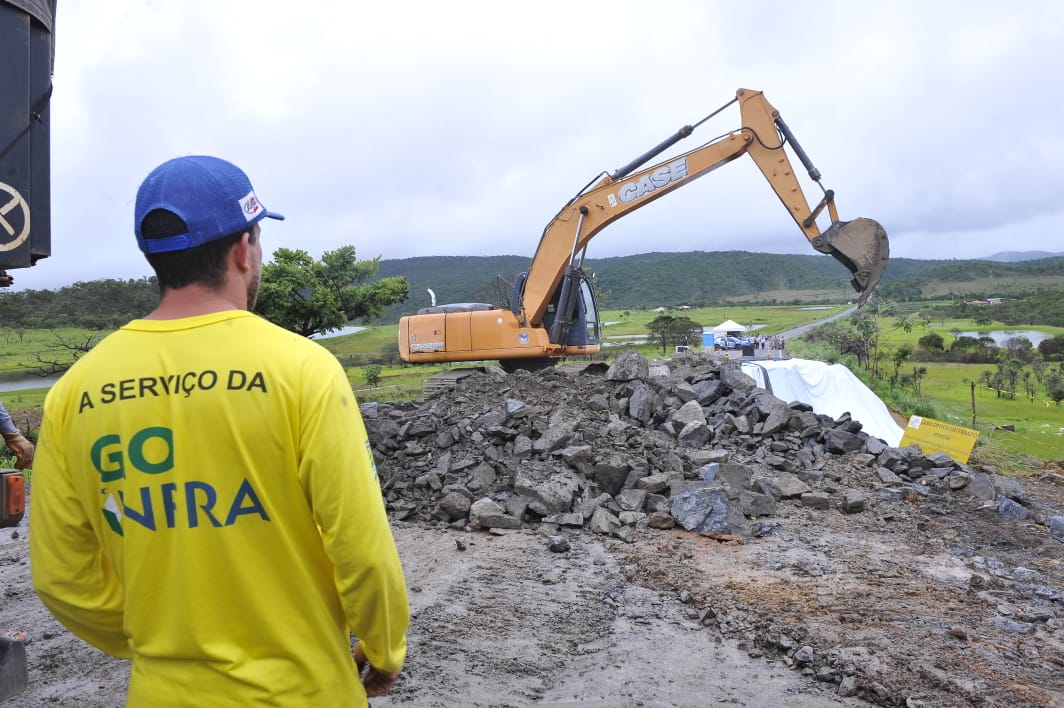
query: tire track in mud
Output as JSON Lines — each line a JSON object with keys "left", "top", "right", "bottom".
{"left": 617, "top": 504, "right": 1064, "bottom": 707}
{"left": 376, "top": 525, "right": 861, "bottom": 708}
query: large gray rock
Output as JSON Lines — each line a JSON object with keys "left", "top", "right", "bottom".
{"left": 636, "top": 474, "right": 670, "bottom": 494}
{"left": 762, "top": 473, "right": 811, "bottom": 500}
{"left": 627, "top": 383, "right": 660, "bottom": 424}
{"left": 997, "top": 497, "right": 1028, "bottom": 520}
{"left": 532, "top": 418, "right": 577, "bottom": 454}
{"left": 760, "top": 399, "right": 792, "bottom": 436}
{"left": 677, "top": 420, "right": 712, "bottom": 448}
{"left": 876, "top": 466, "right": 903, "bottom": 485}
{"left": 672, "top": 399, "right": 707, "bottom": 427}
{"left": 514, "top": 463, "right": 582, "bottom": 515}
{"left": 719, "top": 364, "right": 756, "bottom": 393}
{"left": 589, "top": 506, "right": 621, "bottom": 535}
{"left": 469, "top": 498, "right": 522, "bottom": 530}
{"left": 967, "top": 472, "right": 997, "bottom": 501}
{"left": 606, "top": 350, "right": 649, "bottom": 382}
{"left": 740, "top": 490, "right": 777, "bottom": 517}
{"left": 670, "top": 488, "right": 744, "bottom": 534}
{"left": 1051, "top": 516, "right": 1064, "bottom": 543}
{"left": 992, "top": 474, "right": 1026, "bottom": 503}
{"left": 718, "top": 463, "right": 753, "bottom": 493}
{"left": 466, "top": 462, "right": 497, "bottom": 492}
{"left": 688, "top": 449, "right": 730, "bottom": 466}
{"left": 593, "top": 455, "right": 631, "bottom": 496}
{"left": 693, "top": 379, "right": 724, "bottom": 405}
{"left": 824, "top": 429, "right": 864, "bottom": 454}
{"left": 617, "top": 488, "right": 648, "bottom": 512}
{"left": 437, "top": 491, "right": 472, "bottom": 521}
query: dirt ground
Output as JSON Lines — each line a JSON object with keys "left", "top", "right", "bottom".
{"left": 2, "top": 352, "right": 1062, "bottom": 707}
{"left": 2, "top": 467, "right": 1062, "bottom": 707}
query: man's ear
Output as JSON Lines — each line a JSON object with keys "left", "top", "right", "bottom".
{"left": 232, "top": 232, "right": 253, "bottom": 273}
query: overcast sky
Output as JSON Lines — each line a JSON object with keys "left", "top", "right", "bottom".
{"left": 15, "top": 0, "right": 1064, "bottom": 290}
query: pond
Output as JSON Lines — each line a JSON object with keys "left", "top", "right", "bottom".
{"left": 310, "top": 325, "right": 367, "bottom": 340}
{"left": 955, "top": 330, "right": 1052, "bottom": 347}
{"left": 0, "top": 326, "right": 371, "bottom": 393}
{"left": 0, "top": 375, "right": 59, "bottom": 393}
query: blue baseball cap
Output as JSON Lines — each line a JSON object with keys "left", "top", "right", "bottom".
{"left": 134, "top": 155, "right": 284, "bottom": 254}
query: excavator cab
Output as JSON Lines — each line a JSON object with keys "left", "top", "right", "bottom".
{"left": 540, "top": 269, "right": 600, "bottom": 347}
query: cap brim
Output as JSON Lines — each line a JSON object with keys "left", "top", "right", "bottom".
{"left": 264, "top": 210, "right": 285, "bottom": 221}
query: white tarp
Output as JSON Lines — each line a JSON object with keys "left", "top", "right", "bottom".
{"left": 741, "top": 358, "right": 904, "bottom": 446}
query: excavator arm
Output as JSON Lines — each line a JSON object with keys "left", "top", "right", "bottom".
{"left": 520, "top": 88, "right": 888, "bottom": 328}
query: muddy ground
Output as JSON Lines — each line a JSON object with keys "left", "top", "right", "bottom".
{"left": 3, "top": 478, "right": 1063, "bottom": 707}
{"left": 1, "top": 354, "right": 1063, "bottom": 707}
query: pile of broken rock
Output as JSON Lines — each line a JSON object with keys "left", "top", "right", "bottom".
{"left": 361, "top": 350, "right": 1064, "bottom": 544}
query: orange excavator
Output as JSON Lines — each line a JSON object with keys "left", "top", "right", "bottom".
{"left": 1, "top": 0, "right": 54, "bottom": 531}
{"left": 398, "top": 88, "right": 889, "bottom": 372}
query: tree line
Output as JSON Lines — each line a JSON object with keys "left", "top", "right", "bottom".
{"left": 0, "top": 247, "right": 409, "bottom": 336}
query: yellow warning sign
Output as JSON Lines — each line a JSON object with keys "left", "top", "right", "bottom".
{"left": 898, "top": 415, "right": 980, "bottom": 463}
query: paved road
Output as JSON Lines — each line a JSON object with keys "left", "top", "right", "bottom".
{"left": 775, "top": 304, "right": 858, "bottom": 342}
{"left": 714, "top": 304, "right": 858, "bottom": 362}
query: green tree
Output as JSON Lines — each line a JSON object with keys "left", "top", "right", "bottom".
{"left": 1004, "top": 335, "right": 1033, "bottom": 363}
{"left": 995, "top": 357, "right": 1025, "bottom": 399}
{"left": 1046, "top": 371, "right": 1064, "bottom": 405}
{"left": 256, "top": 246, "right": 409, "bottom": 337}
{"left": 1038, "top": 335, "right": 1064, "bottom": 360}
{"left": 917, "top": 332, "right": 945, "bottom": 352}
{"left": 810, "top": 302, "right": 885, "bottom": 374}
{"left": 890, "top": 343, "right": 913, "bottom": 388}
{"left": 645, "top": 315, "right": 702, "bottom": 354}
{"left": 364, "top": 365, "right": 383, "bottom": 387}
{"left": 900, "top": 365, "right": 927, "bottom": 395}
{"left": 586, "top": 271, "right": 611, "bottom": 312}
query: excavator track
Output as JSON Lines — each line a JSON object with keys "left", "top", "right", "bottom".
{"left": 423, "top": 368, "right": 485, "bottom": 398}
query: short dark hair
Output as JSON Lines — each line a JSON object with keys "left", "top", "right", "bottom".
{"left": 140, "top": 209, "right": 257, "bottom": 292}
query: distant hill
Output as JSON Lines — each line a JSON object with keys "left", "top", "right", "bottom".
{"left": 373, "top": 251, "right": 948, "bottom": 321}
{"left": 984, "top": 251, "right": 1064, "bottom": 262}
{"left": 372, "top": 251, "right": 1064, "bottom": 322}
{"left": 875, "top": 255, "right": 1064, "bottom": 302}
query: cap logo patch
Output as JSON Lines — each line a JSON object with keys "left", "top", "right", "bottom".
{"left": 239, "top": 191, "right": 263, "bottom": 222}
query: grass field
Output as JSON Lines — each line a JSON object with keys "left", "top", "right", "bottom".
{"left": 2, "top": 304, "right": 1060, "bottom": 463}
{"left": 867, "top": 314, "right": 1064, "bottom": 461}
{"left": 899, "top": 361, "right": 1063, "bottom": 459}
{"left": 599, "top": 304, "right": 850, "bottom": 338}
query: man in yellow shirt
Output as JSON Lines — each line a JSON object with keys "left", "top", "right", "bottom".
{"left": 30, "top": 155, "right": 409, "bottom": 706}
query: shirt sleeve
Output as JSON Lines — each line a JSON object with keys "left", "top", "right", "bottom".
{"left": 0, "top": 399, "right": 18, "bottom": 435}
{"left": 297, "top": 355, "right": 409, "bottom": 673}
{"left": 29, "top": 390, "right": 131, "bottom": 658}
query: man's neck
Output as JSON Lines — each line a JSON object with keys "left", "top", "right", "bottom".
{"left": 144, "top": 284, "right": 246, "bottom": 320}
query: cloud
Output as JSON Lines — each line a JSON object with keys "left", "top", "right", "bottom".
{"left": 11, "top": 0, "right": 1064, "bottom": 291}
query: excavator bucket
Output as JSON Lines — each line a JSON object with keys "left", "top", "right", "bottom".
{"left": 812, "top": 218, "right": 890, "bottom": 306}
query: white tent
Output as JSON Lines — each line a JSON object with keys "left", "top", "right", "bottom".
{"left": 712, "top": 320, "right": 747, "bottom": 334}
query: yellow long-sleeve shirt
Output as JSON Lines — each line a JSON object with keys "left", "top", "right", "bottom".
{"left": 30, "top": 310, "right": 409, "bottom": 706}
